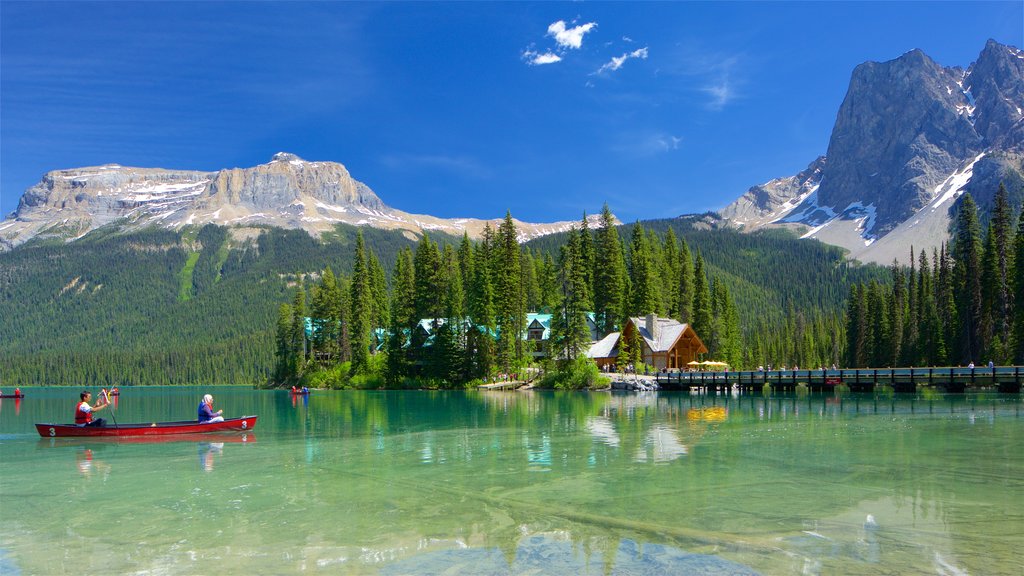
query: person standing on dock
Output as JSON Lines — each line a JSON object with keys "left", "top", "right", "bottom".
{"left": 74, "top": 390, "right": 109, "bottom": 427}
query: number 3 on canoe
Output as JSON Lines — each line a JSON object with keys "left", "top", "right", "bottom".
{"left": 49, "top": 427, "right": 55, "bottom": 437}
{"left": 242, "top": 420, "right": 247, "bottom": 429}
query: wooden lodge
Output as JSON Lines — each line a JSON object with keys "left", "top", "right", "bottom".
{"left": 588, "top": 314, "right": 708, "bottom": 370}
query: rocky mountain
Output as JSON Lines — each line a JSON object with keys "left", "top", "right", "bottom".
{"left": 0, "top": 152, "right": 601, "bottom": 251}
{"left": 720, "top": 39, "right": 1024, "bottom": 265}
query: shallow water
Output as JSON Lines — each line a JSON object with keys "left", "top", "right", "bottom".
{"left": 1, "top": 387, "right": 1022, "bottom": 575}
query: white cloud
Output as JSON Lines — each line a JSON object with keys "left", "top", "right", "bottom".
{"left": 547, "top": 20, "right": 597, "bottom": 50}
{"left": 522, "top": 50, "right": 562, "bottom": 66}
{"left": 595, "top": 47, "right": 648, "bottom": 74}
{"left": 702, "top": 76, "right": 733, "bottom": 110}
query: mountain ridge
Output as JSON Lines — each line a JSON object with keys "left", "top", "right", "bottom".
{"left": 719, "top": 39, "right": 1024, "bottom": 265}
{"left": 0, "top": 152, "right": 604, "bottom": 251}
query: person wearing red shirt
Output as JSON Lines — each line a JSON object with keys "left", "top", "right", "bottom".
{"left": 74, "top": 390, "right": 109, "bottom": 427}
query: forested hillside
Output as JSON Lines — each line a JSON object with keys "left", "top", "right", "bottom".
{"left": 0, "top": 224, "right": 460, "bottom": 386}
{"left": 2, "top": 212, "right": 886, "bottom": 386}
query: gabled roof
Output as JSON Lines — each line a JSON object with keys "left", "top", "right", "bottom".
{"left": 627, "top": 316, "right": 708, "bottom": 354}
{"left": 587, "top": 332, "right": 620, "bottom": 359}
{"left": 526, "top": 313, "right": 552, "bottom": 339}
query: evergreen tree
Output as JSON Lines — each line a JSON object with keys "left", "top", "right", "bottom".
{"left": 627, "top": 222, "right": 658, "bottom": 316}
{"left": 593, "top": 204, "right": 626, "bottom": 337}
{"left": 845, "top": 284, "right": 862, "bottom": 367}
{"left": 290, "top": 286, "right": 307, "bottom": 375}
{"left": 310, "top": 267, "right": 341, "bottom": 364}
{"left": 469, "top": 230, "right": 495, "bottom": 329}
{"left": 677, "top": 237, "right": 695, "bottom": 324}
{"left": 538, "top": 253, "right": 559, "bottom": 310}
{"left": 937, "top": 246, "right": 956, "bottom": 364}
{"left": 951, "top": 194, "right": 983, "bottom": 364}
{"left": 662, "top": 228, "right": 681, "bottom": 318}
{"left": 550, "top": 227, "right": 591, "bottom": 365}
{"left": 901, "top": 249, "right": 919, "bottom": 366}
{"left": 984, "top": 184, "right": 1015, "bottom": 362}
{"left": 579, "top": 212, "right": 595, "bottom": 310}
{"left": 888, "top": 264, "right": 906, "bottom": 367}
{"left": 274, "top": 303, "right": 294, "bottom": 383}
{"left": 521, "top": 247, "right": 541, "bottom": 312}
{"left": 349, "top": 232, "right": 373, "bottom": 374}
{"left": 385, "top": 248, "right": 415, "bottom": 385}
{"left": 692, "top": 254, "right": 712, "bottom": 340}
{"left": 368, "top": 251, "right": 390, "bottom": 331}
{"left": 494, "top": 211, "right": 524, "bottom": 371}
{"left": 1013, "top": 209, "right": 1024, "bottom": 363}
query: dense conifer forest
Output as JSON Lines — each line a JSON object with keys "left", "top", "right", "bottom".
{"left": 1, "top": 203, "right": 900, "bottom": 387}
{"left": 844, "top": 187, "right": 1024, "bottom": 368}
{"left": 273, "top": 207, "right": 891, "bottom": 390}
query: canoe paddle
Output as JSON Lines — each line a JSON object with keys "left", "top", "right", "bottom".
{"left": 100, "top": 388, "right": 119, "bottom": 429}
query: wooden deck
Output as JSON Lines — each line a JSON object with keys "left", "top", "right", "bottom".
{"left": 654, "top": 366, "right": 1024, "bottom": 394}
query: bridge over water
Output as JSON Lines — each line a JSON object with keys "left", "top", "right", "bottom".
{"left": 654, "top": 366, "right": 1024, "bottom": 394}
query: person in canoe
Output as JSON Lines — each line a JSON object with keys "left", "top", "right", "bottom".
{"left": 198, "top": 394, "right": 224, "bottom": 423}
{"left": 75, "top": 390, "right": 110, "bottom": 427}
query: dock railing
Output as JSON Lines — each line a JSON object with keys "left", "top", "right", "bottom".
{"left": 653, "top": 366, "right": 1024, "bottom": 393}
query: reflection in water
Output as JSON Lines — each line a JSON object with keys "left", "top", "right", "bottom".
{"left": 74, "top": 447, "right": 110, "bottom": 478}
{"left": 3, "top": 388, "right": 1023, "bottom": 575}
{"left": 586, "top": 415, "right": 620, "bottom": 447}
{"left": 198, "top": 442, "right": 224, "bottom": 472}
{"left": 636, "top": 424, "right": 688, "bottom": 463}
{"left": 379, "top": 534, "right": 759, "bottom": 575}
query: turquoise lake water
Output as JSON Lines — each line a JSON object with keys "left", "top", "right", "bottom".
{"left": 1, "top": 386, "right": 1022, "bottom": 575}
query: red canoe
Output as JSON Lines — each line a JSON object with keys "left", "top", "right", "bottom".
{"left": 35, "top": 416, "right": 257, "bottom": 438}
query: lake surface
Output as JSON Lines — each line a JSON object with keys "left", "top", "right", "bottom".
{"left": 1, "top": 386, "right": 1022, "bottom": 575}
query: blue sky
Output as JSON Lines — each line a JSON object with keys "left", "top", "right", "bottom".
{"left": 2, "top": 2, "right": 1021, "bottom": 223}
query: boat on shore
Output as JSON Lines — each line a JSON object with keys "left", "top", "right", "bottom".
{"left": 35, "top": 416, "right": 257, "bottom": 438}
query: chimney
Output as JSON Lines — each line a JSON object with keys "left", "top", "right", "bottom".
{"left": 646, "top": 313, "right": 658, "bottom": 343}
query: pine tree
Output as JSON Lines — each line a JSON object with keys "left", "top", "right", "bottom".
{"left": 385, "top": 248, "right": 415, "bottom": 385}
{"left": 951, "top": 194, "right": 983, "bottom": 364}
{"left": 550, "top": 227, "right": 591, "bottom": 365}
{"left": 692, "top": 254, "right": 712, "bottom": 340}
{"left": 495, "top": 211, "right": 524, "bottom": 371}
{"left": 662, "top": 228, "right": 681, "bottom": 318}
{"left": 937, "top": 246, "right": 956, "bottom": 364}
{"left": 901, "top": 249, "right": 919, "bottom": 366}
{"left": 579, "top": 213, "right": 595, "bottom": 310}
{"left": 627, "top": 222, "right": 658, "bottom": 316}
{"left": 1013, "top": 208, "right": 1024, "bottom": 363}
{"left": 290, "top": 286, "right": 307, "bottom": 375}
{"left": 888, "top": 264, "right": 906, "bottom": 366}
{"left": 985, "top": 184, "right": 1015, "bottom": 362}
{"left": 350, "top": 232, "right": 373, "bottom": 374}
{"left": 844, "top": 284, "right": 863, "bottom": 367}
{"left": 521, "top": 247, "right": 541, "bottom": 312}
{"left": 368, "top": 251, "right": 390, "bottom": 331}
{"left": 593, "top": 204, "right": 626, "bottom": 337}
{"left": 274, "top": 303, "right": 294, "bottom": 383}
{"left": 677, "top": 237, "right": 694, "bottom": 324}
{"left": 538, "top": 253, "right": 559, "bottom": 310}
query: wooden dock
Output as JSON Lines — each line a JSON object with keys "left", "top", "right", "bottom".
{"left": 654, "top": 366, "right": 1024, "bottom": 394}
{"left": 478, "top": 380, "right": 527, "bottom": 390}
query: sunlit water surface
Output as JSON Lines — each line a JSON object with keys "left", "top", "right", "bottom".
{"left": 1, "top": 387, "right": 1022, "bottom": 575}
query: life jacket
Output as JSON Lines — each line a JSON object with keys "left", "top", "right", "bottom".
{"left": 75, "top": 402, "right": 92, "bottom": 425}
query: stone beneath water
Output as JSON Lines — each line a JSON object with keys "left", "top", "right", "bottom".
{"left": 379, "top": 536, "right": 760, "bottom": 575}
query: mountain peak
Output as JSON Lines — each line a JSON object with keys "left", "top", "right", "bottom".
{"left": 271, "top": 152, "right": 305, "bottom": 163}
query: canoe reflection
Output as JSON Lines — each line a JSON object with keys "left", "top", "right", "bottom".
{"left": 37, "top": 432, "right": 255, "bottom": 446}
